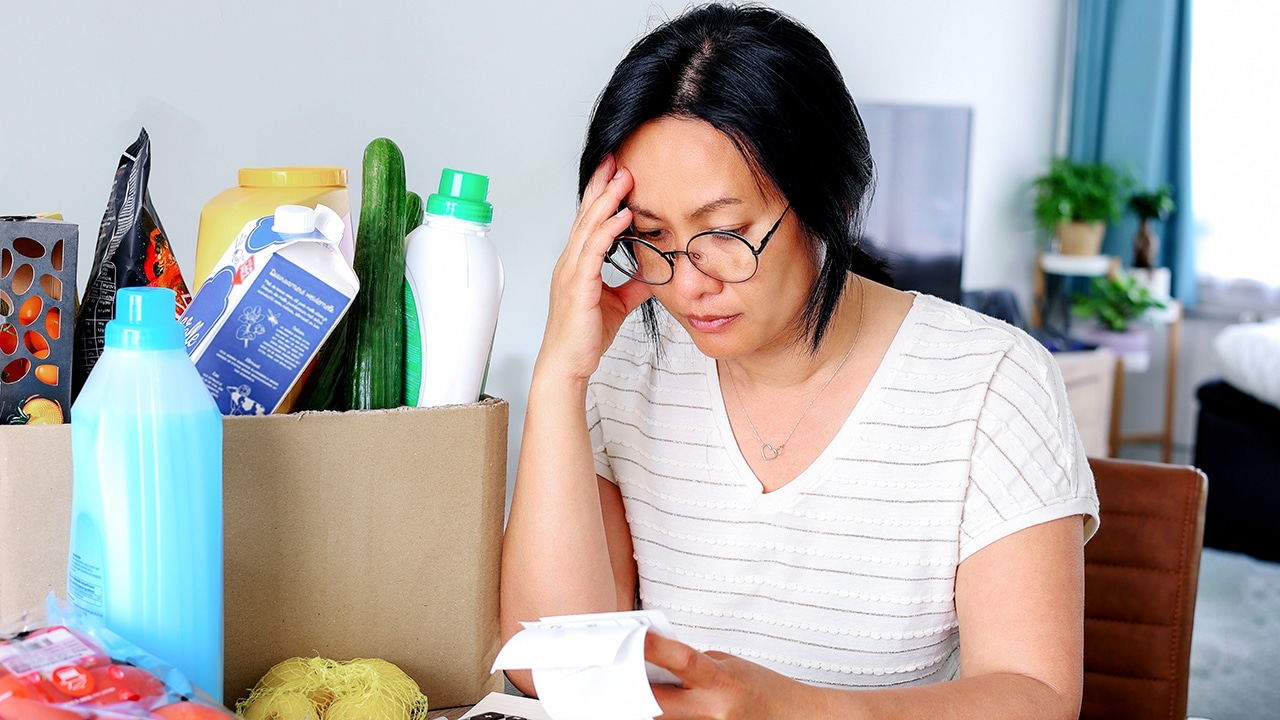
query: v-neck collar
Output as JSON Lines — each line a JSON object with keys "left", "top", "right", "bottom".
{"left": 702, "top": 293, "right": 926, "bottom": 508}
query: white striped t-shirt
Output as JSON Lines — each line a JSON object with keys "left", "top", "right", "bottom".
{"left": 587, "top": 292, "right": 1100, "bottom": 689}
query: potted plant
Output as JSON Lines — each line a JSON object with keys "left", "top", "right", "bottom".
{"left": 1033, "top": 157, "right": 1126, "bottom": 256}
{"left": 1128, "top": 185, "right": 1176, "bottom": 269}
{"left": 1071, "top": 273, "right": 1168, "bottom": 357}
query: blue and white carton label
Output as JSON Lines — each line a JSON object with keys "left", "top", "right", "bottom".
{"left": 180, "top": 204, "right": 359, "bottom": 415}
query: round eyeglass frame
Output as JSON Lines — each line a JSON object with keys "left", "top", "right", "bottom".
{"left": 605, "top": 205, "right": 792, "bottom": 285}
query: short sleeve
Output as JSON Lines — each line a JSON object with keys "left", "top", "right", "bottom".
{"left": 958, "top": 335, "right": 1101, "bottom": 561}
{"left": 586, "top": 379, "right": 616, "bottom": 484}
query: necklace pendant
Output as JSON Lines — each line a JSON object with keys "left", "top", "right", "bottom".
{"left": 761, "top": 443, "right": 782, "bottom": 461}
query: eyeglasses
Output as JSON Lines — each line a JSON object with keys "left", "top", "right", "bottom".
{"left": 605, "top": 205, "right": 791, "bottom": 285}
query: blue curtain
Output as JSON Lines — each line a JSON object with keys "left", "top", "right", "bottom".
{"left": 1069, "top": 0, "right": 1195, "bottom": 305}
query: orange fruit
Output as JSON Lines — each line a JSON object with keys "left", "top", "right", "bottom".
{"left": 2, "top": 358, "right": 29, "bottom": 384}
{"left": 23, "top": 331, "right": 48, "bottom": 359}
{"left": 17, "top": 296, "right": 41, "bottom": 326}
{"left": 34, "top": 365, "right": 57, "bottom": 386}
{"left": 0, "top": 324, "right": 16, "bottom": 354}
{"left": 45, "top": 309, "right": 59, "bottom": 340}
{"left": 0, "top": 696, "right": 86, "bottom": 719}
{"left": 0, "top": 672, "right": 52, "bottom": 703}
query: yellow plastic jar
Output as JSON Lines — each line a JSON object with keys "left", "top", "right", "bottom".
{"left": 193, "top": 167, "right": 353, "bottom": 292}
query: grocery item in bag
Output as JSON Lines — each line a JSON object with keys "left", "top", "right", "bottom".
{"left": 193, "top": 167, "right": 353, "bottom": 292}
{"left": 0, "top": 595, "right": 235, "bottom": 718}
{"left": 71, "top": 128, "right": 193, "bottom": 402}
{"left": 236, "top": 656, "right": 429, "bottom": 720}
{"left": 68, "top": 288, "right": 224, "bottom": 702}
{"left": 403, "top": 168, "right": 503, "bottom": 407}
{"left": 180, "top": 204, "right": 358, "bottom": 415}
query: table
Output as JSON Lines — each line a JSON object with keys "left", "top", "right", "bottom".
{"left": 1053, "top": 348, "right": 1117, "bottom": 458}
{"left": 1033, "top": 254, "right": 1182, "bottom": 462}
{"left": 1031, "top": 252, "right": 1120, "bottom": 330}
{"left": 1108, "top": 300, "right": 1182, "bottom": 463}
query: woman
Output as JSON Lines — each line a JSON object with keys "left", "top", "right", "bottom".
{"left": 501, "top": 4, "right": 1099, "bottom": 718}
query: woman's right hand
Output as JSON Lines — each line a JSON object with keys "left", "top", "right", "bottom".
{"left": 539, "top": 154, "right": 653, "bottom": 383}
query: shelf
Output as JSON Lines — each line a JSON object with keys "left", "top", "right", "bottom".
{"left": 1040, "top": 253, "right": 1114, "bottom": 277}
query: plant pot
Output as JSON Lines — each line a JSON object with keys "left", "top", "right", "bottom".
{"left": 1081, "top": 325, "right": 1151, "bottom": 371}
{"left": 1133, "top": 219, "right": 1159, "bottom": 268}
{"left": 1056, "top": 221, "right": 1106, "bottom": 256}
{"left": 1129, "top": 266, "right": 1171, "bottom": 301}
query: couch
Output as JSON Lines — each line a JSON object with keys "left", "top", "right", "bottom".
{"left": 1192, "top": 318, "right": 1280, "bottom": 562}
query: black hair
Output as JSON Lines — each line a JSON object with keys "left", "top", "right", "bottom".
{"left": 579, "top": 2, "right": 891, "bottom": 352}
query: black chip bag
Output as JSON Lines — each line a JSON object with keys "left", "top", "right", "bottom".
{"left": 71, "top": 127, "right": 193, "bottom": 400}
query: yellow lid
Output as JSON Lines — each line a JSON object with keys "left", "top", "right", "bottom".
{"left": 238, "top": 167, "right": 348, "bottom": 188}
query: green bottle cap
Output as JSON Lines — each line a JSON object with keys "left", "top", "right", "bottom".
{"left": 426, "top": 168, "right": 493, "bottom": 224}
{"left": 105, "top": 287, "right": 185, "bottom": 351}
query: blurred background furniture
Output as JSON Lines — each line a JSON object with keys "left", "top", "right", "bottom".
{"left": 1193, "top": 380, "right": 1280, "bottom": 562}
{"left": 962, "top": 287, "right": 1119, "bottom": 458}
{"left": 1055, "top": 348, "right": 1117, "bottom": 458}
{"left": 1081, "top": 457, "right": 1207, "bottom": 720}
{"left": 1031, "top": 252, "right": 1118, "bottom": 331}
{"left": 1110, "top": 300, "right": 1183, "bottom": 463}
{"left": 1029, "top": 256, "right": 1184, "bottom": 461}
{"left": 1192, "top": 318, "right": 1280, "bottom": 563}
{"left": 859, "top": 102, "right": 972, "bottom": 307}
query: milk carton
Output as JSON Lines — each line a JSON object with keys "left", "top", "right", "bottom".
{"left": 180, "top": 205, "right": 358, "bottom": 415}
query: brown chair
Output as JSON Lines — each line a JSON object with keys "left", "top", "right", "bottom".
{"left": 1082, "top": 457, "right": 1208, "bottom": 720}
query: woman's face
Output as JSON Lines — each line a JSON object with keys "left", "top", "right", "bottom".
{"left": 615, "top": 116, "right": 818, "bottom": 360}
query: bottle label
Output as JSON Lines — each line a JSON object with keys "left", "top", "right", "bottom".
{"left": 67, "top": 552, "right": 105, "bottom": 620}
{"left": 67, "top": 511, "right": 106, "bottom": 621}
{"left": 402, "top": 279, "right": 423, "bottom": 407}
{"left": 182, "top": 213, "right": 358, "bottom": 416}
{"left": 184, "top": 251, "right": 353, "bottom": 415}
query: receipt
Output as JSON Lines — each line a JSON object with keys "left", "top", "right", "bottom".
{"left": 491, "top": 610, "right": 681, "bottom": 720}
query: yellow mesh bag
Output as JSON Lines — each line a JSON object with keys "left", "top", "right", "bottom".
{"left": 236, "top": 656, "right": 429, "bottom": 720}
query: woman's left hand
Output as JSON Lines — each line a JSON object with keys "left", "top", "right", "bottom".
{"left": 645, "top": 633, "right": 827, "bottom": 720}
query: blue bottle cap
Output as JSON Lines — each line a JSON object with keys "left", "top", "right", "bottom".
{"left": 105, "top": 287, "right": 185, "bottom": 350}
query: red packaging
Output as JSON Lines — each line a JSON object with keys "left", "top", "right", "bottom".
{"left": 0, "top": 608, "right": 234, "bottom": 720}
{"left": 70, "top": 128, "right": 193, "bottom": 402}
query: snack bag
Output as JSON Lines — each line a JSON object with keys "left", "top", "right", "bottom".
{"left": 0, "top": 596, "right": 233, "bottom": 719}
{"left": 70, "top": 128, "right": 193, "bottom": 402}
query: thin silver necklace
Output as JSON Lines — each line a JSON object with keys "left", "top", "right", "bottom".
{"left": 726, "top": 276, "right": 865, "bottom": 462}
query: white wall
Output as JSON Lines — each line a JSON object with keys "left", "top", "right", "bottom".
{"left": 2, "top": 0, "right": 1066, "bottom": 490}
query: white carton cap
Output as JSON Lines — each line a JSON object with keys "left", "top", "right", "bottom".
{"left": 312, "top": 204, "right": 344, "bottom": 244}
{"left": 272, "top": 205, "right": 315, "bottom": 234}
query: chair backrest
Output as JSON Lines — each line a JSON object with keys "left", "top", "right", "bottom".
{"left": 1081, "top": 457, "right": 1208, "bottom": 720}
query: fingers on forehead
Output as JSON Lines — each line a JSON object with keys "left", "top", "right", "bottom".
{"left": 586, "top": 155, "right": 619, "bottom": 197}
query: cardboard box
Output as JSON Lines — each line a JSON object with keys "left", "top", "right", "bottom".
{"left": 181, "top": 205, "right": 357, "bottom": 415}
{"left": 0, "top": 398, "right": 508, "bottom": 710}
{"left": 0, "top": 216, "right": 78, "bottom": 424}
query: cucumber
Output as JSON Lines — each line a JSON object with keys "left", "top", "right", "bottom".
{"left": 405, "top": 191, "right": 424, "bottom": 236}
{"left": 294, "top": 315, "right": 349, "bottom": 411}
{"left": 345, "top": 137, "right": 408, "bottom": 410}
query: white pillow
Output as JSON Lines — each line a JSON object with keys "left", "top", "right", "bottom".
{"left": 1215, "top": 318, "right": 1280, "bottom": 409}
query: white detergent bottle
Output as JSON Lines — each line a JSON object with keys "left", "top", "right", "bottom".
{"left": 403, "top": 168, "right": 504, "bottom": 407}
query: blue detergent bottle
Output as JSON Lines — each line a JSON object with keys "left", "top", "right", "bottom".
{"left": 67, "top": 287, "right": 224, "bottom": 701}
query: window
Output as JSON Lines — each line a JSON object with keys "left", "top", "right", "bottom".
{"left": 1191, "top": 3, "right": 1280, "bottom": 290}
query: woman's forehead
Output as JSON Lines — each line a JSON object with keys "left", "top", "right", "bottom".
{"left": 617, "top": 117, "right": 777, "bottom": 220}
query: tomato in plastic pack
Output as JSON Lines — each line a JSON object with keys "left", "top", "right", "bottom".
{"left": 0, "top": 601, "right": 236, "bottom": 720}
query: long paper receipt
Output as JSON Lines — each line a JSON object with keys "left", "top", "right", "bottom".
{"left": 491, "top": 610, "right": 681, "bottom": 720}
